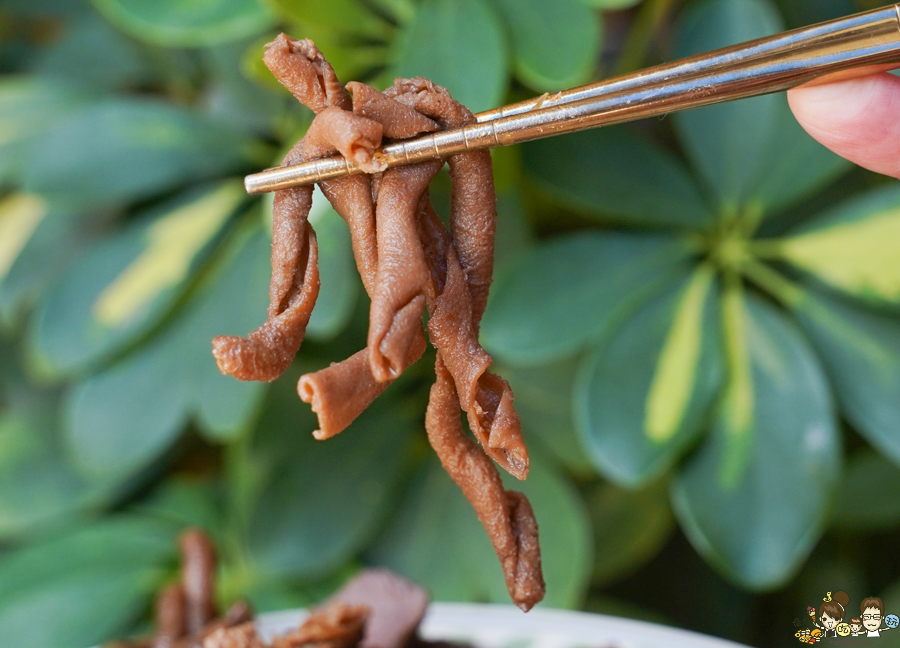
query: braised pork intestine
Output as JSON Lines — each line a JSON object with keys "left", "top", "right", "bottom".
{"left": 212, "top": 34, "right": 544, "bottom": 610}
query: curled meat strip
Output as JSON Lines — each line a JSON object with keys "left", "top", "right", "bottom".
{"left": 426, "top": 358, "right": 544, "bottom": 611}
{"left": 213, "top": 35, "right": 543, "bottom": 609}
{"left": 214, "top": 37, "right": 381, "bottom": 381}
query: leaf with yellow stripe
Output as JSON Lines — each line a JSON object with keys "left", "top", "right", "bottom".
{"left": 778, "top": 184, "right": 900, "bottom": 306}
{"left": 672, "top": 294, "right": 838, "bottom": 589}
{"left": 0, "top": 195, "right": 47, "bottom": 285}
{"left": 575, "top": 266, "right": 723, "bottom": 487}
{"left": 30, "top": 182, "right": 242, "bottom": 378}
{"left": 63, "top": 224, "right": 270, "bottom": 479}
{"left": 716, "top": 277, "right": 755, "bottom": 488}
{"left": 791, "top": 286, "right": 900, "bottom": 466}
{"left": 0, "top": 205, "right": 101, "bottom": 328}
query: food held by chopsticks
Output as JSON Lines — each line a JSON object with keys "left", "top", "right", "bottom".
{"left": 211, "top": 35, "right": 544, "bottom": 610}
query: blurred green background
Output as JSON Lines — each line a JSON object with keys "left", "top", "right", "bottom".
{"left": 1, "top": 0, "right": 900, "bottom": 646}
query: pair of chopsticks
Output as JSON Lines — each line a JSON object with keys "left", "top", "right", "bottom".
{"left": 245, "top": 4, "right": 900, "bottom": 195}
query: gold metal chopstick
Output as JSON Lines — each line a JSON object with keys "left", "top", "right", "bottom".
{"left": 244, "top": 4, "right": 900, "bottom": 195}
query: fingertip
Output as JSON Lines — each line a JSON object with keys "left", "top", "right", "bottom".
{"left": 787, "top": 72, "right": 900, "bottom": 179}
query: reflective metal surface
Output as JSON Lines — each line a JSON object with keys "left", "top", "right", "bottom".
{"left": 245, "top": 4, "right": 900, "bottom": 195}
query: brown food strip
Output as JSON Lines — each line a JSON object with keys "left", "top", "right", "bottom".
{"left": 383, "top": 79, "right": 526, "bottom": 477}
{"left": 331, "top": 569, "right": 429, "bottom": 648}
{"left": 179, "top": 529, "right": 217, "bottom": 634}
{"left": 425, "top": 358, "right": 544, "bottom": 611}
{"left": 263, "top": 35, "right": 350, "bottom": 113}
{"left": 212, "top": 226, "right": 320, "bottom": 381}
{"left": 298, "top": 326, "right": 426, "bottom": 440}
{"left": 368, "top": 160, "right": 442, "bottom": 382}
{"left": 214, "top": 39, "right": 388, "bottom": 382}
{"left": 319, "top": 176, "right": 378, "bottom": 295}
{"left": 174, "top": 601, "right": 254, "bottom": 648}
{"left": 347, "top": 82, "right": 439, "bottom": 140}
{"left": 396, "top": 101, "right": 526, "bottom": 479}
{"left": 271, "top": 602, "right": 368, "bottom": 648}
{"left": 152, "top": 584, "right": 187, "bottom": 648}
{"left": 202, "top": 623, "right": 264, "bottom": 648}
{"left": 385, "top": 78, "right": 496, "bottom": 327}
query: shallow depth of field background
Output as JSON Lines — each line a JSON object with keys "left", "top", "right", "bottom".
{"left": 2, "top": 0, "right": 900, "bottom": 646}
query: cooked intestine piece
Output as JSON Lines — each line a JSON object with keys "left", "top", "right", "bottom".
{"left": 180, "top": 529, "right": 217, "bottom": 634}
{"left": 152, "top": 584, "right": 187, "bottom": 648}
{"left": 425, "top": 358, "right": 544, "bottom": 611}
{"left": 425, "top": 243, "right": 527, "bottom": 479}
{"left": 385, "top": 79, "right": 496, "bottom": 324}
{"left": 262, "top": 35, "right": 350, "bottom": 113}
{"left": 176, "top": 601, "right": 254, "bottom": 648}
{"left": 331, "top": 570, "right": 429, "bottom": 648}
{"left": 213, "top": 39, "right": 543, "bottom": 609}
{"left": 367, "top": 160, "right": 442, "bottom": 382}
{"left": 214, "top": 40, "right": 382, "bottom": 382}
{"left": 212, "top": 224, "right": 319, "bottom": 382}
{"left": 203, "top": 623, "right": 265, "bottom": 648}
{"left": 297, "top": 334, "right": 425, "bottom": 440}
{"left": 270, "top": 603, "right": 369, "bottom": 648}
{"left": 347, "top": 82, "right": 439, "bottom": 140}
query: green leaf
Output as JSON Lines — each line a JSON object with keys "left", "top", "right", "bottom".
{"left": 91, "top": 0, "right": 275, "bottom": 47}
{"left": 575, "top": 266, "right": 723, "bottom": 486}
{"left": 488, "top": 0, "right": 599, "bottom": 92}
{"left": 790, "top": 287, "right": 900, "bottom": 466}
{"left": 585, "top": 476, "right": 675, "bottom": 586}
{"left": 303, "top": 186, "right": 359, "bottom": 341}
{"left": 0, "top": 516, "right": 176, "bottom": 648}
{"left": 0, "top": 202, "right": 98, "bottom": 328}
{"left": 392, "top": 0, "right": 507, "bottom": 112}
{"left": 370, "top": 453, "right": 593, "bottom": 609}
{"left": 750, "top": 95, "right": 850, "bottom": 216}
{"left": 63, "top": 224, "right": 270, "bottom": 479}
{"left": 673, "top": 0, "right": 783, "bottom": 210}
{"left": 671, "top": 294, "right": 839, "bottom": 589}
{"left": 30, "top": 182, "right": 244, "bottom": 378}
{"left": 482, "top": 232, "right": 692, "bottom": 365}
{"left": 22, "top": 99, "right": 259, "bottom": 208}
{"left": 717, "top": 277, "right": 754, "bottom": 484}
{"left": 833, "top": 450, "right": 900, "bottom": 531}
{"left": 579, "top": 0, "right": 641, "bottom": 7}
{"left": 0, "top": 398, "right": 112, "bottom": 538}
{"left": 0, "top": 195, "right": 48, "bottom": 290}
{"left": 778, "top": 185, "right": 900, "bottom": 307}
{"left": 247, "top": 377, "right": 417, "bottom": 579}
{"left": 368, "top": 0, "right": 416, "bottom": 24}
{"left": 136, "top": 476, "right": 224, "bottom": 537}
{"left": 522, "top": 127, "right": 711, "bottom": 229}
{"left": 881, "top": 580, "right": 900, "bottom": 648}
{"left": 0, "top": 78, "right": 91, "bottom": 186}
{"left": 266, "top": 0, "right": 392, "bottom": 39}
{"left": 31, "top": 14, "right": 152, "bottom": 91}
{"left": 496, "top": 355, "right": 595, "bottom": 477}
{"left": 202, "top": 42, "right": 291, "bottom": 136}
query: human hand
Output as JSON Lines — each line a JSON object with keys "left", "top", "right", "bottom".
{"left": 788, "top": 71, "right": 900, "bottom": 179}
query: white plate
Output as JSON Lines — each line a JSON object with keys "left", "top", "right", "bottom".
{"left": 257, "top": 603, "right": 753, "bottom": 648}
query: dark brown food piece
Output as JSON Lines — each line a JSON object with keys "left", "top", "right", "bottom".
{"left": 331, "top": 569, "right": 429, "bottom": 648}
{"left": 180, "top": 529, "right": 217, "bottom": 634}
{"left": 204, "top": 623, "right": 266, "bottom": 648}
{"left": 426, "top": 358, "right": 544, "bottom": 612}
{"left": 213, "top": 35, "right": 543, "bottom": 609}
{"left": 271, "top": 603, "right": 368, "bottom": 648}
{"left": 152, "top": 584, "right": 187, "bottom": 648}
